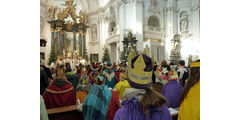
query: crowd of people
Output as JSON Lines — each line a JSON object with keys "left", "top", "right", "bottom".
{"left": 40, "top": 51, "right": 200, "bottom": 120}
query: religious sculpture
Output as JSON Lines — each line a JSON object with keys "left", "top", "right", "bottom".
{"left": 170, "top": 34, "right": 181, "bottom": 64}
{"left": 180, "top": 11, "right": 188, "bottom": 33}
{"left": 152, "top": 0, "right": 158, "bottom": 7}
{"left": 78, "top": 10, "right": 88, "bottom": 24}
{"left": 84, "top": 10, "right": 89, "bottom": 24}
{"left": 63, "top": 0, "right": 78, "bottom": 23}
{"left": 48, "top": 6, "right": 57, "bottom": 20}
{"left": 171, "top": 34, "right": 181, "bottom": 55}
{"left": 91, "top": 24, "right": 97, "bottom": 41}
{"left": 78, "top": 10, "right": 84, "bottom": 23}
{"left": 57, "top": 8, "right": 65, "bottom": 20}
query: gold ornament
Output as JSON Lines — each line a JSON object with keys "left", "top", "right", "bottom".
{"left": 66, "top": 22, "right": 73, "bottom": 31}
{"left": 60, "top": 30, "right": 65, "bottom": 35}
{"left": 50, "top": 28, "right": 55, "bottom": 32}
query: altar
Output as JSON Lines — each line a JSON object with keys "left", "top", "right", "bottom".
{"left": 47, "top": 0, "right": 89, "bottom": 60}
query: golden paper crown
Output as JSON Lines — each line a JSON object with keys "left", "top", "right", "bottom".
{"left": 120, "top": 72, "right": 127, "bottom": 78}
{"left": 127, "top": 49, "right": 154, "bottom": 85}
{"left": 190, "top": 62, "right": 200, "bottom": 68}
{"left": 56, "top": 67, "right": 66, "bottom": 79}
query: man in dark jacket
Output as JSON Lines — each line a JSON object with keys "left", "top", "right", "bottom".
{"left": 40, "top": 67, "right": 49, "bottom": 95}
{"left": 177, "top": 60, "right": 189, "bottom": 87}
{"left": 41, "top": 65, "right": 53, "bottom": 79}
{"left": 152, "top": 62, "right": 158, "bottom": 84}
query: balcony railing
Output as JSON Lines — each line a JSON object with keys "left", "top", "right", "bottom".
{"left": 147, "top": 26, "right": 161, "bottom": 32}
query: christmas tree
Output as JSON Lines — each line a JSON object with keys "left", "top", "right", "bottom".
{"left": 83, "top": 47, "right": 89, "bottom": 62}
{"left": 48, "top": 49, "right": 57, "bottom": 65}
{"left": 102, "top": 48, "right": 110, "bottom": 63}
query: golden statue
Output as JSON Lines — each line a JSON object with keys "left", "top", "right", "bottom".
{"left": 57, "top": 8, "right": 64, "bottom": 20}
{"left": 63, "top": 0, "right": 78, "bottom": 23}
{"left": 48, "top": 6, "right": 57, "bottom": 20}
{"left": 84, "top": 13, "right": 89, "bottom": 24}
{"left": 77, "top": 10, "right": 89, "bottom": 24}
{"left": 78, "top": 10, "right": 84, "bottom": 23}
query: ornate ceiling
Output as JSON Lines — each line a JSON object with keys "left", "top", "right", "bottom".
{"left": 54, "top": 0, "right": 110, "bottom": 13}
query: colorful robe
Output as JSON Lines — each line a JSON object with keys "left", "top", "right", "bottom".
{"left": 82, "top": 84, "right": 120, "bottom": 120}
{"left": 162, "top": 80, "right": 183, "bottom": 108}
{"left": 115, "top": 88, "right": 172, "bottom": 120}
{"left": 114, "top": 80, "right": 130, "bottom": 99}
{"left": 43, "top": 79, "right": 76, "bottom": 109}
{"left": 104, "top": 69, "right": 115, "bottom": 88}
{"left": 75, "top": 78, "right": 93, "bottom": 104}
{"left": 178, "top": 81, "right": 200, "bottom": 120}
{"left": 114, "top": 97, "right": 172, "bottom": 120}
{"left": 89, "top": 70, "right": 99, "bottom": 85}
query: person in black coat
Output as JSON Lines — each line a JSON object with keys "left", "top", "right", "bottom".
{"left": 41, "top": 65, "right": 53, "bottom": 79}
{"left": 40, "top": 67, "right": 49, "bottom": 95}
{"left": 152, "top": 62, "right": 158, "bottom": 84}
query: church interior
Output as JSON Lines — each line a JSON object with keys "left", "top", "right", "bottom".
{"left": 40, "top": 0, "right": 200, "bottom": 120}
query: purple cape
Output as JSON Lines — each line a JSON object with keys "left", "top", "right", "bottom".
{"left": 114, "top": 97, "right": 172, "bottom": 120}
{"left": 162, "top": 80, "right": 183, "bottom": 108}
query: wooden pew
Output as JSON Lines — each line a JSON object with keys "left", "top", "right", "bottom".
{"left": 47, "top": 105, "right": 83, "bottom": 120}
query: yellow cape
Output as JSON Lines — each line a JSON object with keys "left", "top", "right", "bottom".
{"left": 178, "top": 81, "right": 200, "bottom": 120}
{"left": 114, "top": 80, "right": 130, "bottom": 99}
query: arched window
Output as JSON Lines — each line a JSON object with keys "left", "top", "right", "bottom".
{"left": 148, "top": 15, "right": 160, "bottom": 27}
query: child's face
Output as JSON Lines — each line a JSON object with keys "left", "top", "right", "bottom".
{"left": 119, "top": 75, "right": 125, "bottom": 81}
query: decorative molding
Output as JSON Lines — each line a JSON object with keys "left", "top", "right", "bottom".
{"left": 89, "top": 0, "right": 116, "bottom": 16}
{"left": 89, "top": 41, "right": 100, "bottom": 45}
{"left": 167, "top": 7, "right": 179, "bottom": 13}
{"left": 118, "top": 0, "right": 143, "bottom": 6}
{"left": 191, "top": 4, "right": 200, "bottom": 11}
{"left": 148, "top": 7, "right": 161, "bottom": 15}
{"left": 106, "top": 34, "right": 120, "bottom": 44}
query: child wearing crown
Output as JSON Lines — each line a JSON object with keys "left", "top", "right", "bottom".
{"left": 114, "top": 49, "right": 171, "bottom": 120}
{"left": 114, "top": 72, "right": 130, "bottom": 99}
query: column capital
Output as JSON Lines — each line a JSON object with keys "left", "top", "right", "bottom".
{"left": 50, "top": 28, "right": 55, "bottom": 32}
{"left": 56, "top": 27, "right": 62, "bottom": 32}
{"left": 73, "top": 32, "right": 77, "bottom": 35}
{"left": 60, "top": 30, "right": 65, "bottom": 35}
{"left": 79, "top": 30, "right": 83, "bottom": 34}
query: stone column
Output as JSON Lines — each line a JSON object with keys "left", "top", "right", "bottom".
{"left": 73, "top": 32, "right": 77, "bottom": 58}
{"left": 50, "top": 28, "right": 55, "bottom": 50}
{"left": 73, "top": 32, "right": 77, "bottom": 51}
{"left": 56, "top": 31, "right": 60, "bottom": 55}
{"left": 61, "top": 31, "right": 65, "bottom": 55}
{"left": 79, "top": 32, "right": 83, "bottom": 57}
{"left": 83, "top": 31, "right": 86, "bottom": 58}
